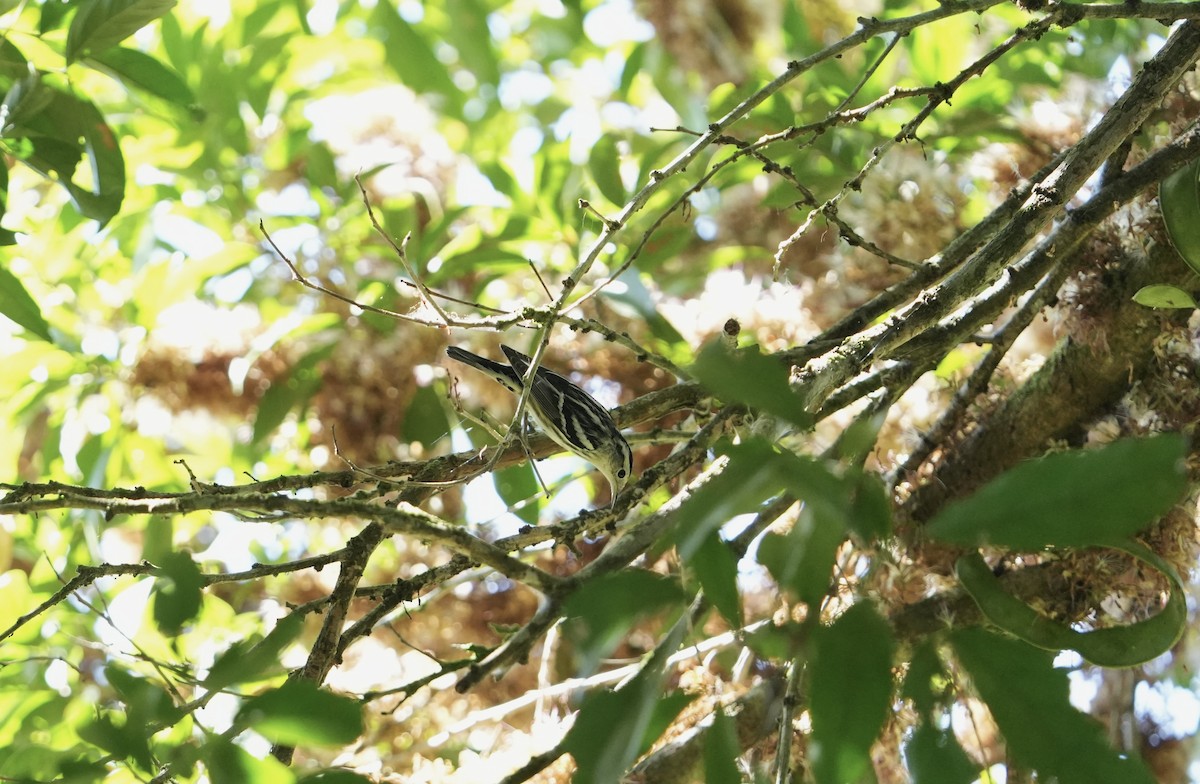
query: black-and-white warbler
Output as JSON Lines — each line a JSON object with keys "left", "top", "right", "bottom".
{"left": 446, "top": 344, "right": 634, "bottom": 503}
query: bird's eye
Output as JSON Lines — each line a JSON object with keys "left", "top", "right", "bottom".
{"left": 617, "top": 469, "right": 627, "bottom": 478}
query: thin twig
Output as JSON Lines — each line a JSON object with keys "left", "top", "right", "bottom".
{"left": 774, "top": 12, "right": 1061, "bottom": 272}
{"left": 260, "top": 219, "right": 439, "bottom": 326}
{"left": 527, "top": 258, "right": 554, "bottom": 301}
{"left": 354, "top": 173, "right": 452, "bottom": 325}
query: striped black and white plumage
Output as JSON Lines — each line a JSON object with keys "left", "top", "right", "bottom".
{"left": 446, "top": 344, "right": 633, "bottom": 503}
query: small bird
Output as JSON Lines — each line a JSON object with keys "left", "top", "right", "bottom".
{"left": 446, "top": 344, "right": 633, "bottom": 504}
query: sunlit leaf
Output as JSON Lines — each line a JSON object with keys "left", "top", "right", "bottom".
{"left": 492, "top": 461, "right": 540, "bottom": 526}
{"left": 252, "top": 344, "right": 335, "bottom": 444}
{"left": 205, "top": 614, "right": 305, "bottom": 693}
{"left": 202, "top": 738, "right": 295, "bottom": 784}
{"left": 401, "top": 383, "right": 452, "bottom": 451}
{"left": 4, "top": 77, "right": 126, "bottom": 223}
{"left": 300, "top": 771, "right": 376, "bottom": 783}
{"left": 597, "top": 271, "right": 686, "bottom": 348}
{"left": 1132, "top": 284, "right": 1196, "bottom": 309}
{"left": 370, "top": 3, "right": 462, "bottom": 116}
{"left": 0, "top": 263, "right": 53, "bottom": 343}
{"left": 444, "top": 0, "right": 500, "bottom": 87}
{"left": 106, "top": 665, "right": 183, "bottom": 726}
{"left": 237, "top": 680, "right": 363, "bottom": 747}
{"left": 66, "top": 0, "right": 179, "bottom": 62}
{"left": 667, "top": 439, "right": 783, "bottom": 559}
{"left": 758, "top": 507, "right": 843, "bottom": 607}
{"left": 640, "top": 691, "right": 695, "bottom": 758}
{"left": 88, "top": 46, "right": 195, "bottom": 107}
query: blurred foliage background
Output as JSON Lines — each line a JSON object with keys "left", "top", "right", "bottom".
{"left": 2, "top": 0, "right": 1200, "bottom": 782}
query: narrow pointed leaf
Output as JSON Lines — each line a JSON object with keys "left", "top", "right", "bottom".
{"left": 0, "top": 264, "right": 53, "bottom": 342}
{"left": 66, "top": 0, "right": 178, "bottom": 62}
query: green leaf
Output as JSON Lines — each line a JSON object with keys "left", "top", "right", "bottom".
{"left": 669, "top": 437, "right": 863, "bottom": 606}
{"left": 781, "top": 1, "right": 816, "bottom": 54}
{"left": 618, "top": 41, "right": 645, "bottom": 94}
{"left": 563, "top": 619, "right": 689, "bottom": 784}
{"left": 640, "top": 690, "right": 695, "bottom": 757}
{"left": 926, "top": 434, "right": 1187, "bottom": 549}
{"left": 369, "top": 3, "right": 462, "bottom": 116}
{"left": 955, "top": 541, "right": 1186, "bottom": 667}
{"left": 906, "top": 721, "right": 978, "bottom": 784}
{"left": 205, "top": 614, "right": 305, "bottom": 692}
{"left": 596, "top": 271, "right": 686, "bottom": 348}
{"left": 76, "top": 433, "right": 110, "bottom": 487}
{"left": 141, "top": 515, "right": 173, "bottom": 566}
{"left": 691, "top": 530, "right": 741, "bottom": 628}
{"left": 236, "top": 680, "right": 363, "bottom": 747}
{"left": 300, "top": 772, "right": 375, "bottom": 784}
{"left": 691, "top": 341, "right": 812, "bottom": 429}
{"left": 951, "top": 628, "right": 1156, "bottom": 784}
{"left": 668, "top": 439, "right": 783, "bottom": 560}
{"left": 252, "top": 377, "right": 301, "bottom": 444}
{"left": 40, "top": 2, "right": 75, "bottom": 34}
{"left": 152, "top": 551, "right": 203, "bottom": 635}
{"left": 58, "top": 758, "right": 112, "bottom": 781}
{"left": 564, "top": 679, "right": 656, "bottom": 784}
{"left": 563, "top": 570, "right": 687, "bottom": 675}
{"left": 0, "top": 263, "right": 53, "bottom": 342}
{"left": 757, "top": 503, "right": 844, "bottom": 607}
{"left": 832, "top": 412, "right": 885, "bottom": 466}
{"left": 106, "top": 665, "right": 183, "bottom": 726}
{"left": 900, "top": 640, "right": 950, "bottom": 719}
{"left": 492, "top": 461, "right": 540, "bottom": 527}
{"left": 400, "top": 383, "right": 452, "bottom": 450}
{"left": 0, "top": 150, "right": 10, "bottom": 232}
{"left": 1132, "top": 284, "right": 1196, "bottom": 309}
{"left": 810, "top": 602, "right": 895, "bottom": 784}
{"left": 745, "top": 621, "right": 806, "bottom": 661}
{"left": 250, "top": 345, "right": 329, "bottom": 444}
{"left": 78, "top": 713, "right": 153, "bottom": 768}
{"left": 1160, "top": 157, "right": 1200, "bottom": 274}
{"left": 444, "top": 0, "right": 500, "bottom": 87}
{"left": 202, "top": 737, "right": 295, "bottom": 784}
{"left": 66, "top": 0, "right": 179, "bottom": 62}
{"left": 846, "top": 467, "right": 892, "bottom": 542}
{"left": 5, "top": 79, "right": 126, "bottom": 224}
{"left": 703, "top": 708, "right": 741, "bottom": 784}
{"left": 588, "top": 135, "right": 626, "bottom": 205}
{"left": 1, "top": 68, "right": 53, "bottom": 132}
{"left": 241, "top": 1, "right": 283, "bottom": 40}
{"left": 87, "top": 46, "right": 195, "bottom": 107}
